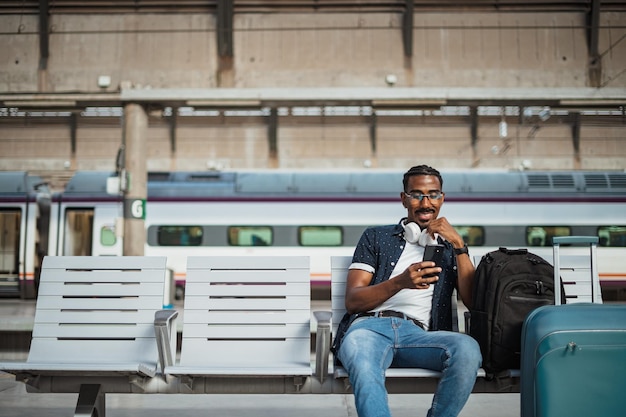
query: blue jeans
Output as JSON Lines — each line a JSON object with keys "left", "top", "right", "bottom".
{"left": 337, "top": 316, "right": 482, "bottom": 417}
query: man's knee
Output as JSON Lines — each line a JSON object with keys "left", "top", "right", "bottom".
{"left": 449, "top": 334, "right": 482, "bottom": 368}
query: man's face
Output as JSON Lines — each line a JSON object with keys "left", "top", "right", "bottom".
{"left": 401, "top": 174, "right": 444, "bottom": 230}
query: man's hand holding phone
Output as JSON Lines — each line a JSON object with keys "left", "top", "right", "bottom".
{"left": 422, "top": 244, "right": 445, "bottom": 278}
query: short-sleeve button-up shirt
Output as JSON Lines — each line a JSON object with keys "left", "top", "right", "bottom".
{"left": 351, "top": 219, "right": 458, "bottom": 331}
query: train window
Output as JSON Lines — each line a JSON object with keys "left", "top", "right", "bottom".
{"left": 526, "top": 226, "right": 571, "bottom": 246}
{"left": 157, "top": 226, "right": 203, "bottom": 246}
{"left": 228, "top": 226, "right": 272, "bottom": 246}
{"left": 598, "top": 226, "right": 626, "bottom": 247}
{"left": 299, "top": 226, "right": 343, "bottom": 246}
{"left": 453, "top": 226, "right": 485, "bottom": 246}
{"left": 100, "top": 226, "right": 116, "bottom": 246}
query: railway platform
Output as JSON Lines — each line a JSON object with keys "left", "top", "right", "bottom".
{"left": 0, "top": 297, "right": 520, "bottom": 417}
{"left": 0, "top": 376, "right": 520, "bottom": 417}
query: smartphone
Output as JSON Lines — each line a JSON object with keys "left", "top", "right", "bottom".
{"left": 422, "top": 244, "right": 445, "bottom": 277}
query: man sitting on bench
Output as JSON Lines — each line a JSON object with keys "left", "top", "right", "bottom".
{"left": 333, "top": 164, "right": 481, "bottom": 417}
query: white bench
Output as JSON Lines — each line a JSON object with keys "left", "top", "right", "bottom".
{"left": 155, "top": 256, "right": 321, "bottom": 393}
{"left": 3, "top": 244, "right": 599, "bottom": 410}
{"left": 0, "top": 255, "right": 173, "bottom": 417}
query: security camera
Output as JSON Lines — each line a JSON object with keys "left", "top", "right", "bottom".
{"left": 97, "top": 75, "right": 111, "bottom": 89}
{"left": 538, "top": 106, "right": 551, "bottom": 121}
{"left": 522, "top": 107, "right": 534, "bottom": 120}
{"left": 521, "top": 159, "right": 533, "bottom": 170}
{"left": 385, "top": 74, "right": 397, "bottom": 86}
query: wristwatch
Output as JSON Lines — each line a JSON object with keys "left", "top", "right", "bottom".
{"left": 454, "top": 244, "right": 469, "bottom": 256}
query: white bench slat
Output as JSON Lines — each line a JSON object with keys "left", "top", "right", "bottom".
{"left": 185, "top": 282, "right": 309, "bottom": 297}
{"left": 178, "top": 339, "right": 311, "bottom": 373}
{"left": 32, "top": 323, "right": 158, "bottom": 339}
{"left": 40, "top": 268, "right": 166, "bottom": 282}
{"left": 557, "top": 255, "right": 595, "bottom": 269}
{"left": 33, "top": 310, "right": 157, "bottom": 324}
{"left": 41, "top": 255, "right": 167, "bottom": 270}
{"left": 188, "top": 268, "right": 308, "bottom": 284}
{"left": 187, "top": 255, "right": 310, "bottom": 272}
{"left": 562, "top": 284, "right": 593, "bottom": 294}
{"left": 3, "top": 362, "right": 157, "bottom": 376}
{"left": 27, "top": 338, "right": 159, "bottom": 363}
{"left": 184, "top": 296, "right": 310, "bottom": 311}
{"left": 38, "top": 281, "right": 165, "bottom": 297}
{"left": 167, "top": 365, "right": 312, "bottom": 376}
{"left": 563, "top": 287, "right": 594, "bottom": 297}
{"left": 183, "top": 310, "right": 310, "bottom": 325}
{"left": 560, "top": 270, "right": 592, "bottom": 283}
{"left": 181, "top": 323, "right": 311, "bottom": 339}
{"left": 183, "top": 271, "right": 308, "bottom": 284}
{"left": 34, "top": 295, "right": 165, "bottom": 310}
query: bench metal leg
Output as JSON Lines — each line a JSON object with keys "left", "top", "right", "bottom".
{"left": 75, "top": 384, "right": 105, "bottom": 417}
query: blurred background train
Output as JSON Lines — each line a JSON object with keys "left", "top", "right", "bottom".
{"left": 1, "top": 169, "right": 625, "bottom": 301}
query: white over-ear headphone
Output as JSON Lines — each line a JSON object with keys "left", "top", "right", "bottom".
{"left": 402, "top": 220, "right": 439, "bottom": 246}
{"left": 402, "top": 221, "right": 422, "bottom": 244}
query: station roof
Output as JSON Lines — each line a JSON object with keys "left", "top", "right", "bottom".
{"left": 1, "top": 87, "right": 625, "bottom": 111}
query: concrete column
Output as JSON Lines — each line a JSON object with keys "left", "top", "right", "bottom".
{"left": 268, "top": 107, "right": 278, "bottom": 168}
{"left": 123, "top": 103, "right": 148, "bottom": 256}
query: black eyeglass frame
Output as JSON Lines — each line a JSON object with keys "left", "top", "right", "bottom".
{"left": 403, "top": 191, "right": 444, "bottom": 202}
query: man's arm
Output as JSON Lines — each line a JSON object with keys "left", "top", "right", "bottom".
{"left": 345, "top": 263, "right": 440, "bottom": 314}
{"left": 424, "top": 217, "right": 476, "bottom": 309}
{"left": 454, "top": 249, "right": 475, "bottom": 309}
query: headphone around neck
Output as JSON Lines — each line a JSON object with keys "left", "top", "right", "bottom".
{"left": 402, "top": 220, "right": 422, "bottom": 244}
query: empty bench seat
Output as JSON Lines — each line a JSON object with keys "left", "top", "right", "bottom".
{"left": 0, "top": 256, "right": 170, "bottom": 417}
{"left": 159, "top": 256, "right": 313, "bottom": 393}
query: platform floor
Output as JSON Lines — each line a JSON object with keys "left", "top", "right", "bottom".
{"left": 0, "top": 298, "right": 519, "bottom": 417}
{"left": 0, "top": 373, "right": 520, "bottom": 417}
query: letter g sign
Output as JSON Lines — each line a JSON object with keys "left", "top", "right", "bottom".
{"left": 124, "top": 199, "right": 146, "bottom": 220}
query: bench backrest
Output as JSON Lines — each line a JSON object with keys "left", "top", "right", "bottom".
{"left": 552, "top": 236, "right": 602, "bottom": 304}
{"left": 179, "top": 256, "right": 311, "bottom": 373}
{"left": 330, "top": 256, "right": 352, "bottom": 338}
{"left": 28, "top": 256, "right": 168, "bottom": 364}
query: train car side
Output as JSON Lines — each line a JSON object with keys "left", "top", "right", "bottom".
{"left": 3, "top": 169, "right": 625, "bottom": 300}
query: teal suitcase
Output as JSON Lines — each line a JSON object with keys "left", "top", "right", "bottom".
{"left": 520, "top": 303, "right": 626, "bottom": 417}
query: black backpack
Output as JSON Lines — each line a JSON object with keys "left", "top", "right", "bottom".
{"left": 469, "top": 247, "right": 559, "bottom": 376}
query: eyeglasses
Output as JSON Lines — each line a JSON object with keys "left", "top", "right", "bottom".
{"left": 404, "top": 191, "right": 443, "bottom": 202}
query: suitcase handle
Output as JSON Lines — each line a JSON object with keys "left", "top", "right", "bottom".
{"left": 552, "top": 236, "right": 599, "bottom": 245}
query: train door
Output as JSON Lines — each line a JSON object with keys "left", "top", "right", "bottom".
{"left": 61, "top": 205, "right": 122, "bottom": 256}
{"left": 0, "top": 209, "right": 21, "bottom": 296}
{"left": 0, "top": 172, "right": 50, "bottom": 299}
{"left": 92, "top": 205, "right": 122, "bottom": 256}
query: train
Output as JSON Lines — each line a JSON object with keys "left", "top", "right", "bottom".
{"left": 1, "top": 169, "right": 625, "bottom": 300}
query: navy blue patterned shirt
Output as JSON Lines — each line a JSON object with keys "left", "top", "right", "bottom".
{"left": 351, "top": 219, "right": 458, "bottom": 331}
